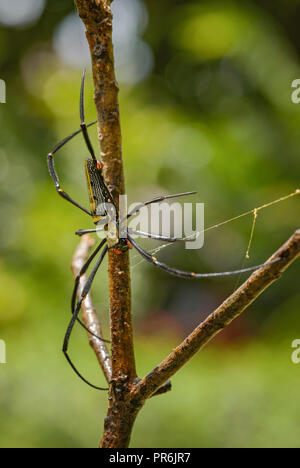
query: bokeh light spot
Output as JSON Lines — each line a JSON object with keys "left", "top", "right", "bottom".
{"left": 53, "top": 0, "right": 153, "bottom": 84}
{"left": 175, "top": 7, "right": 248, "bottom": 60}
{"left": 0, "top": 0, "right": 45, "bottom": 27}
{"left": 53, "top": 13, "right": 90, "bottom": 69}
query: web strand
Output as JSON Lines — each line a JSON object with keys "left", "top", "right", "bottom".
{"left": 131, "top": 189, "right": 299, "bottom": 271}
{"left": 246, "top": 208, "right": 258, "bottom": 260}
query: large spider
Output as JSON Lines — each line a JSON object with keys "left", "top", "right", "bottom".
{"left": 47, "top": 72, "right": 274, "bottom": 390}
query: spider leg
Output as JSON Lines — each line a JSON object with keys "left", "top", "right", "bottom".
{"left": 47, "top": 120, "right": 97, "bottom": 216}
{"left": 75, "top": 218, "right": 118, "bottom": 238}
{"left": 80, "top": 70, "right": 97, "bottom": 161}
{"left": 76, "top": 227, "right": 105, "bottom": 237}
{"left": 128, "top": 228, "right": 199, "bottom": 243}
{"left": 63, "top": 351, "right": 107, "bottom": 391}
{"left": 75, "top": 192, "right": 197, "bottom": 231}
{"left": 127, "top": 191, "right": 197, "bottom": 219}
{"left": 75, "top": 228, "right": 188, "bottom": 244}
{"left": 75, "top": 220, "right": 200, "bottom": 244}
{"left": 72, "top": 238, "right": 110, "bottom": 343}
{"left": 75, "top": 227, "right": 190, "bottom": 243}
{"left": 127, "top": 234, "right": 279, "bottom": 279}
{"left": 63, "top": 245, "right": 109, "bottom": 390}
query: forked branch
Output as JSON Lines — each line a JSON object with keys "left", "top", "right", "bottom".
{"left": 131, "top": 230, "right": 300, "bottom": 402}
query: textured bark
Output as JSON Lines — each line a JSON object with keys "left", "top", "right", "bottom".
{"left": 75, "top": 0, "right": 136, "bottom": 447}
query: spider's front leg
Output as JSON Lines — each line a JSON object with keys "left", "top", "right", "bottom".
{"left": 127, "top": 234, "right": 280, "bottom": 279}
{"left": 47, "top": 122, "right": 97, "bottom": 216}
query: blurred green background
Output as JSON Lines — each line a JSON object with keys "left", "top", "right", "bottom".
{"left": 0, "top": 0, "right": 299, "bottom": 448}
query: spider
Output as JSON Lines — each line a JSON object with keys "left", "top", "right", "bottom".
{"left": 48, "top": 71, "right": 275, "bottom": 390}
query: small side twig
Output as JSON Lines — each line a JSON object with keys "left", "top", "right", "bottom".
{"left": 151, "top": 380, "right": 172, "bottom": 398}
{"left": 72, "top": 235, "right": 112, "bottom": 383}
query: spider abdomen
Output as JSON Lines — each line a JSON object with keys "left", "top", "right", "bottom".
{"left": 85, "top": 159, "right": 113, "bottom": 224}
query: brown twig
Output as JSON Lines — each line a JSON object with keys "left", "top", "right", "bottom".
{"left": 75, "top": 0, "right": 136, "bottom": 382}
{"left": 131, "top": 230, "right": 300, "bottom": 402}
{"left": 74, "top": 0, "right": 136, "bottom": 448}
{"left": 71, "top": 235, "right": 111, "bottom": 382}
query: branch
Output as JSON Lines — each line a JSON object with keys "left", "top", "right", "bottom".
{"left": 132, "top": 230, "right": 300, "bottom": 402}
{"left": 74, "top": 0, "right": 136, "bottom": 448}
{"left": 151, "top": 380, "right": 172, "bottom": 398}
{"left": 72, "top": 235, "right": 112, "bottom": 382}
{"left": 74, "top": 0, "right": 136, "bottom": 384}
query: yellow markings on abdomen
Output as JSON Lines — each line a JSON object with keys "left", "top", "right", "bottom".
{"left": 85, "top": 161, "right": 96, "bottom": 215}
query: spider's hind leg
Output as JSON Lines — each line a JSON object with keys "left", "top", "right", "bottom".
{"left": 72, "top": 238, "right": 110, "bottom": 343}
{"left": 63, "top": 245, "right": 109, "bottom": 390}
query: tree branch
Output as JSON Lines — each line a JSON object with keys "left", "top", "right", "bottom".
{"left": 74, "top": 0, "right": 136, "bottom": 383}
{"left": 72, "top": 235, "right": 112, "bottom": 382}
{"left": 131, "top": 229, "right": 300, "bottom": 402}
{"left": 74, "top": 0, "right": 136, "bottom": 448}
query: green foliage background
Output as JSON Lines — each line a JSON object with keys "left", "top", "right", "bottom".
{"left": 0, "top": 0, "right": 299, "bottom": 448}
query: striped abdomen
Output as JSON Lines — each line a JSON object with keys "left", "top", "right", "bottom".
{"left": 85, "top": 159, "right": 113, "bottom": 224}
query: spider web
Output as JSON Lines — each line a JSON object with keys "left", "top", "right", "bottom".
{"left": 130, "top": 189, "right": 299, "bottom": 272}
